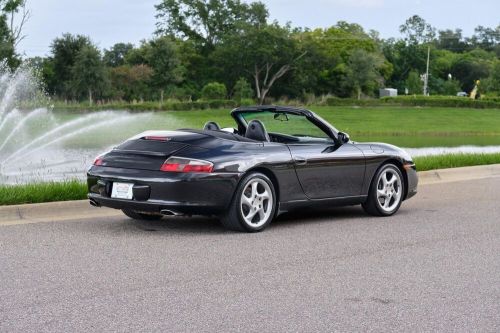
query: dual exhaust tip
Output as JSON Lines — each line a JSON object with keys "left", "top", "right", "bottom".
{"left": 89, "top": 199, "right": 182, "bottom": 216}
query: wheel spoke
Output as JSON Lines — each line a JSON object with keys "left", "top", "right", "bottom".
{"left": 377, "top": 189, "right": 386, "bottom": 198}
{"left": 251, "top": 182, "right": 258, "bottom": 198}
{"left": 384, "top": 197, "right": 391, "bottom": 209}
{"left": 260, "top": 190, "right": 270, "bottom": 200}
{"left": 383, "top": 172, "right": 390, "bottom": 186}
{"left": 241, "top": 194, "right": 252, "bottom": 208}
{"left": 257, "top": 208, "right": 266, "bottom": 221}
{"left": 245, "top": 208, "right": 258, "bottom": 221}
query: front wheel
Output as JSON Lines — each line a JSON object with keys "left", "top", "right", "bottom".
{"left": 221, "top": 172, "right": 276, "bottom": 232}
{"left": 362, "top": 163, "right": 405, "bottom": 216}
{"left": 122, "top": 209, "right": 163, "bottom": 221}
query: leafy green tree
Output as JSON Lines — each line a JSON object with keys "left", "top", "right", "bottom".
{"left": 0, "top": 0, "right": 29, "bottom": 68}
{"left": 451, "top": 51, "right": 492, "bottom": 92}
{"left": 50, "top": 34, "right": 93, "bottom": 98}
{"left": 482, "top": 61, "right": 500, "bottom": 95}
{"left": 295, "top": 23, "right": 379, "bottom": 97}
{"left": 469, "top": 25, "right": 500, "bottom": 51}
{"left": 442, "top": 78, "right": 462, "bottom": 95}
{"left": 435, "top": 29, "right": 468, "bottom": 53}
{"left": 155, "top": 0, "right": 268, "bottom": 48}
{"left": 0, "top": 14, "right": 16, "bottom": 67}
{"left": 201, "top": 82, "right": 227, "bottom": 99}
{"left": 399, "top": 15, "right": 436, "bottom": 45}
{"left": 406, "top": 70, "right": 422, "bottom": 94}
{"left": 70, "top": 45, "right": 108, "bottom": 104}
{"left": 109, "top": 64, "right": 153, "bottom": 101}
{"left": 344, "top": 49, "right": 383, "bottom": 99}
{"left": 233, "top": 77, "right": 253, "bottom": 101}
{"left": 213, "top": 23, "right": 304, "bottom": 104}
{"left": 103, "top": 43, "right": 134, "bottom": 67}
{"left": 146, "top": 36, "right": 184, "bottom": 104}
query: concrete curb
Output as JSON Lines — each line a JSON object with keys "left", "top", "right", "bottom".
{"left": 2, "top": 163, "right": 500, "bottom": 226}
{"left": 418, "top": 163, "right": 500, "bottom": 185}
{"left": 0, "top": 200, "right": 120, "bottom": 226}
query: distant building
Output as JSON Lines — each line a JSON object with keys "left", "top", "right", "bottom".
{"left": 379, "top": 88, "right": 398, "bottom": 97}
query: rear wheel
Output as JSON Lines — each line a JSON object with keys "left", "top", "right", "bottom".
{"left": 122, "top": 209, "right": 163, "bottom": 221}
{"left": 221, "top": 172, "right": 276, "bottom": 232}
{"left": 362, "top": 163, "right": 404, "bottom": 216}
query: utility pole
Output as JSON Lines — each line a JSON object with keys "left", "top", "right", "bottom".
{"left": 423, "top": 45, "right": 430, "bottom": 96}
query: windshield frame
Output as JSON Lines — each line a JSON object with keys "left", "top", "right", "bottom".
{"left": 231, "top": 106, "right": 340, "bottom": 143}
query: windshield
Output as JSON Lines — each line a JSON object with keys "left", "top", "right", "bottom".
{"left": 239, "top": 111, "right": 332, "bottom": 142}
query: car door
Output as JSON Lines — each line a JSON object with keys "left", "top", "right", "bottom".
{"left": 287, "top": 142, "right": 366, "bottom": 199}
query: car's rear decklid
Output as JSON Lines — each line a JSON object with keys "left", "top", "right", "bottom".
{"left": 97, "top": 131, "right": 206, "bottom": 171}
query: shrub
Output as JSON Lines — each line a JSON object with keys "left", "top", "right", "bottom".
{"left": 201, "top": 82, "right": 227, "bottom": 100}
{"left": 325, "top": 96, "right": 500, "bottom": 109}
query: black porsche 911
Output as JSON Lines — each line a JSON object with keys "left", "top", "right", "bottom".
{"left": 88, "top": 106, "right": 418, "bottom": 232}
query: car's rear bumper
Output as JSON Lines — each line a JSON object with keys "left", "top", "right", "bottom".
{"left": 87, "top": 166, "right": 242, "bottom": 215}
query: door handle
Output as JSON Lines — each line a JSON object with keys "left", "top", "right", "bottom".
{"left": 294, "top": 156, "right": 307, "bottom": 165}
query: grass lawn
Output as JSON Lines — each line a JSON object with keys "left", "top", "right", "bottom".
{"left": 0, "top": 180, "right": 87, "bottom": 206}
{"left": 414, "top": 153, "right": 500, "bottom": 171}
{"left": 52, "top": 105, "right": 500, "bottom": 135}
{"left": 51, "top": 106, "right": 500, "bottom": 149}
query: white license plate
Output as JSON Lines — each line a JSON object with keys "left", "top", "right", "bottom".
{"left": 111, "top": 182, "right": 134, "bottom": 200}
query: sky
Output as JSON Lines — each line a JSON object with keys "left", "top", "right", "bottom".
{"left": 17, "top": 0, "right": 500, "bottom": 58}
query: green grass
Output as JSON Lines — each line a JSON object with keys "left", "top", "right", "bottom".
{"left": 414, "top": 153, "right": 500, "bottom": 172}
{"left": 0, "top": 180, "right": 87, "bottom": 206}
{"left": 50, "top": 106, "right": 500, "bottom": 149}
{"left": 2, "top": 154, "right": 500, "bottom": 206}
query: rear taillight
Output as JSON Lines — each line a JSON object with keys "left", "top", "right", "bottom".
{"left": 160, "top": 157, "right": 213, "bottom": 173}
{"left": 93, "top": 156, "right": 104, "bottom": 166}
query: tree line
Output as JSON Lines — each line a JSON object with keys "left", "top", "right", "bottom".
{"left": 2, "top": 0, "right": 500, "bottom": 104}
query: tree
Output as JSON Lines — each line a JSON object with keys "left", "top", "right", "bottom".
{"left": 109, "top": 64, "right": 153, "bottom": 101}
{"left": 436, "top": 29, "right": 468, "bottom": 53}
{"left": 155, "top": 0, "right": 268, "bottom": 48}
{"left": 405, "top": 70, "right": 422, "bottom": 94}
{"left": 451, "top": 52, "right": 491, "bottom": 93}
{"left": 470, "top": 25, "right": 500, "bottom": 51}
{"left": 442, "top": 78, "right": 462, "bottom": 95}
{"left": 0, "top": 0, "right": 30, "bottom": 68}
{"left": 201, "top": 82, "right": 226, "bottom": 99}
{"left": 483, "top": 62, "right": 500, "bottom": 94}
{"left": 146, "top": 36, "right": 184, "bottom": 104}
{"left": 103, "top": 43, "right": 134, "bottom": 67}
{"left": 233, "top": 77, "right": 253, "bottom": 101}
{"left": 50, "top": 34, "right": 93, "bottom": 98}
{"left": 344, "top": 49, "right": 383, "bottom": 99}
{"left": 399, "top": 15, "right": 436, "bottom": 45}
{"left": 295, "top": 23, "right": 379, "bottom": 97}
{"left": 213, "top": 23, "right": 304, "bottom": 104}
{"left": 70, "top": 45, "right": 108, "bottom": 104}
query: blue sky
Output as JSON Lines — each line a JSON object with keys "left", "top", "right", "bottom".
{"left": 18, "top": 0, "right": 500, "bottom": 57}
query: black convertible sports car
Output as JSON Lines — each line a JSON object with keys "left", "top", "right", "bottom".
{"left": 88, "top": 106, "right": 418, "bottom": 232}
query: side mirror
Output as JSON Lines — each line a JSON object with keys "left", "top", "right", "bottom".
{"left": 338, "top": 131, "right": 350, "bottom": 144}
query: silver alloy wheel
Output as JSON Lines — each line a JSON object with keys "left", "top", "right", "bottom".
{"left": 376, "top": 168, "right": 402, "bottom": 213}
{"left": 240, "top": 178, "right": 273, "bottom": 228}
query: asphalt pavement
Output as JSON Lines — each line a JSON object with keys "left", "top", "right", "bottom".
{"left": 1, "top": 177, "right": 499, "bottom": 332}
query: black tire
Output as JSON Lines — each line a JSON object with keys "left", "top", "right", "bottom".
{"left": 122, "top": 209, "right": 163, "bottom": 221}
{"left": 362, "top": 163, "right": 405, "bottom": 217}
{"left": 221, "top": 172, "right": 277, "bottom": 232}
